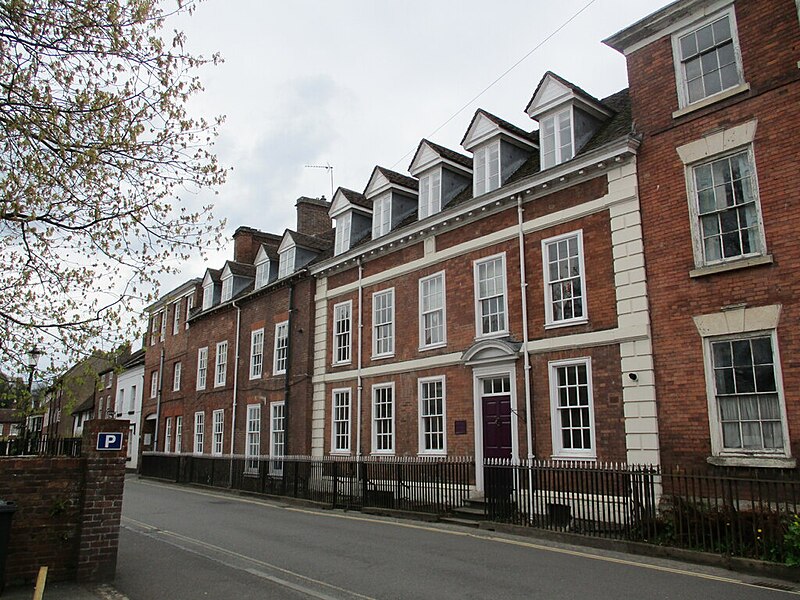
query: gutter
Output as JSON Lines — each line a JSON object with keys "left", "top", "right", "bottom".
{"left": 356, "top": 257, "right": 364, "bottom": 458}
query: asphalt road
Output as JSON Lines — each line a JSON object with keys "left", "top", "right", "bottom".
{"left": 117, "top": 476, "right": 799, "bottom": 600}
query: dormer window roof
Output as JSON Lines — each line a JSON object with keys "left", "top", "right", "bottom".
{"left": 364, "top": 167, "right": 418, "bottom": 240}
{"left": 525, "top": 72, "right": 613, "bottom": 170}
{"left": 254, "top": 245, "right": 276, "bottom": 289}
{"left": 409, "top": 139, "right": 472, "bottom": 220}
{"left": 219, "top": 261, "right": 255, "bottom": 302}
{"left": 277, "top": 230, "right": 329, "bottom": 278}
{"left": 329, "top": 187, "right": 371, "bottom": 256}
{"left": 461, "top": 109, "right": 537, "bottom": 197}
{"left": 202, "top": 268, "right": 221, "bottom": 310}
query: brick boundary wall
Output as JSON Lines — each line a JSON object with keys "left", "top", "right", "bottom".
{"left": 0, "top": 419, "right": 127, "bottom": 586}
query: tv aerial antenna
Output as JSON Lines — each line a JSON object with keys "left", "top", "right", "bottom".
{"left": 304, "top": 163, "right": 334, "bottom": 200}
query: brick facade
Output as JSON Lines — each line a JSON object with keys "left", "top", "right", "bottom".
{"left": 0, "top": 419, "right": 127, "bottom": 585}
{"left": 607, "top": 0, "right": 800, "bottom": 469}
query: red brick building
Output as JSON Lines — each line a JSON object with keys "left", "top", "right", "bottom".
{"left": 309, "top": 73, "right": 660, "bottom": 492}
{"left": 143, "top": 198, "right": 332, "bottom": 467}
{"left": 605, "top": 0, "right": 800, "bottom": 469}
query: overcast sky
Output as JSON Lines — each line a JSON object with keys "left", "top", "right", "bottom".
{"left": 158, "top": 0, "right": 670, "bottom": 296}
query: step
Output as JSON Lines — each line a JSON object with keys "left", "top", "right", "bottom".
{"left": 452, "top": 506, "right": 485, "bottom": 518}
{"left": 439, "top": 516, "right": 481, "bottom": 528}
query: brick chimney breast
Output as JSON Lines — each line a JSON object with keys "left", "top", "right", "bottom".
{"left": 296, "top": 197, "right": 333, "bottom": 238}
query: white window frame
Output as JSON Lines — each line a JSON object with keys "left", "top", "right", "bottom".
{"left": 473, "top": 141, "right": 500, "bottom": 196}
{"left": 175, "top": 415, "right": 183, "bottom": 453}
{"left": 332, "top": 301, "right": 352, "bottom": 365}
{"left": 194, "top": 411, "right": 204, "bottom": 455}
{"left": 418, "top": 169, "right": 441, "bottom": 219}
{"left": 419, "top": 271, "right": 446, "bottom": 349}
{"left": 196, "top": 346, "right": 208, "bottom": 390}
{"left": 149, "top": 312, "right": 159, "bottom": 346}
{"left": 212, "top": 409, "right": 224, "bottom": 456}
{"left": 418, "top": 376, "right": 446, "bottom": 455}
{"left": 702, "top": 329, "right": 790, "bottom": 461}
{"left": 164, "top": 417, "right": 172, "bottom": 453}
{"left": 269, "top": 401, "right": 285, "bottom": 476}
{"left": 334, "top": 212, "right": 352, "bottom": 256}
{"left": 331, "top": 388, "right": 352, "bottom": 454}
{"left": 173, "top": 361, "right": 181, "bottom": 392}
{"left": 278, "top": 248, "right": 295, "bottom": 279}
{"left": 255, "top": 257, "right": 270, "bottom": 289}
{"left": 372, "top": 288, "right": 395, "bottom": 358}
{"left": 245, "top": 404, "right": 261, "bottom": 474}
{"left": 371, "top": 383, "right": 395, "bottom": 455}
{"left": 159, "top": 308, "right": 167, "bottom": 341}
{"left": 542, "top": 231, "right": 588, "bottom": 328}
{"left": 474, "top": 253, "right": 508, "bottom": 338}
{"left": 221, "top": 274, "right": 233, "bottom": 302}
{"left": 202, "top": 283, "right": 213, "bottom": 310}
{"left": 671, "top": 6, "right": 745, "bottom": 110}
{"left": 549, "top": 357, "right": 596, "bottom": 459}
{"left": 372, "top": 193, "right": 392, "bottom": 239}
{"left": 172, "top": 300, "right": 181, "bottom": 335}
{"left": 215, "top": 341, "right": 228, "bottom": 387}
{"left": 685, "top": 146, "right": 766, "bottom": 269}
{"left": 250, "top": 328, "right": 264, "bottom": 379}
{"left": 540, "top": 108, "right": 574, "bottom": 170}
{"left": 150, "top": 370, "right": 158, "bottom": 400}
{"left": 185, "top": 294, "right": 194, "bottom": 329}
{"left": 273, "top": 321, "right": 289, "bottom": 375}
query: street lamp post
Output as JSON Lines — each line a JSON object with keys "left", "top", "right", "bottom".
{"left": 26, "top": 347, "right": 42, "bottom": 394}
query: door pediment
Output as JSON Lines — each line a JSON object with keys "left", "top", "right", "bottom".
{"left": 462, "top": 338, "right": 521, "bottom": 366}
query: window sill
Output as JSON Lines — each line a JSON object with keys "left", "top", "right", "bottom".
{"left": 330, "top": 451, "right": 351, "bottom": 456}
{"left": 249, "top": 375, "right": 263, "bottom": 381}
{"left": 371, "top": 354, "right": 395, "bottom": 361}
{"left": 475, "top": 331, "right": 510, "bottom": 341}
{"left": 544, "top": 318, "right": 589, "bottom": 331}
{"left": 689, "top": 254, "right": 772, "bottom": 278}
{"left": 672, "top": 83, "right": 750, "bottom": 119}
{"left": 331, "top": 361, "right": 352, "bottom": 368}
{"left": 419, "top": 343, "right": 447, "bottom": 352}
{"left": 707, "top": 455, "right": 796, "bottom": 469}
{"left": 550, "top": 454, "right": 597, "bottom": 462}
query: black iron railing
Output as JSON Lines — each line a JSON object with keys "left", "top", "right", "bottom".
{"left": 0, "top": 435, "right": 82, "bottom": 457}
{"left": 141, "top": 453, "right": 474, "bottom": 515}
{"left": 484, "top": 459, "right": 800, "bottom": 562}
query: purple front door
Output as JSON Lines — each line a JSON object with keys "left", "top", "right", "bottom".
{"left": 482, "top": 394, "right": 512, "bottom": 460}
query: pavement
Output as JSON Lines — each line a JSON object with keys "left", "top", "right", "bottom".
{"left": 1, "top": 582, "right": 128, "bottom": 600}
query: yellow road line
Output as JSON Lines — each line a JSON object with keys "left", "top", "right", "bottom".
{"left": 130, "top": 479, "right": 799, "bottom": 596}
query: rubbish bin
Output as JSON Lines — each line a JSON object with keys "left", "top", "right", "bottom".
{"left": 0, "top": 500, "right": 16, "bottom": 595}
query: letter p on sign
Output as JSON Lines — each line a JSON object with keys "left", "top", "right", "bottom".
{"left": 96, "top": 432, "right": 123, "bottom": 451}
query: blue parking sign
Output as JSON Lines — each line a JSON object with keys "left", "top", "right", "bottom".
{"left": 96, "top": 432, "right": 123, "bottom": 451}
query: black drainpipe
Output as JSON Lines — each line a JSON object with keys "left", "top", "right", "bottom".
{"left": 282, "top": 282, "right": 295, "bottom": 455}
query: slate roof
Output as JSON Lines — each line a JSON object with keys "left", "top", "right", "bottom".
{"left": 204, "top": 268, "right": 222, "bottom": 283}
{"left": 460, "top": 109, "right": 539, "bottom": 147}
{"left": 340, "top": 187, "right": 371, "bottom": 210}
{"left": 580, "top": 88, "right": 632, "bottom": 153}
{"left": 225, "top": 261, "right": 256, "bottom": 278}
{"left": 121, "top": 349, "right": 145, "bottom": 369}
{"left": 525, "top": 70, "right": 607, "bottom": 116}
{"left": 258, "top": 243, "right": 280, "bottom": 261}
{"left": 372, "top": 167, "right": 419, "bottom": 192}
{"left": 71, "top": 393, "right": 95, "bottom": 415}
{"left": 410, "top": 139, "right": 473, "bottom": 172}
{"left": 289, "top": 230, "right": 333, "bottom": 253}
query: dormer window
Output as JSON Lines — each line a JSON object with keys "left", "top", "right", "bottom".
{"left": 255, "top": 258, "right": 269, "bottom": 289}
{"left": 334, "top": 212, "right": 352, "bottom": 256}
{"left": 220, "top": 274, "right": 233, "bottom": 302}
{"left": 202, "top": 283, "right": 213, "bottom": 310}
{"left": 278, "top": 247, "right": 295, "bottom": 279}
{"left": 540, "top": 109, "right": 573, "bottom": 169}
{"left": 418, "top": 170, "right": 441, "bottom": 219}
{"left": 372, "top": 193, "right": 391, "bottom": 239}
{"left": 473, "top": 142, "right": 500, "bottom": 196}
